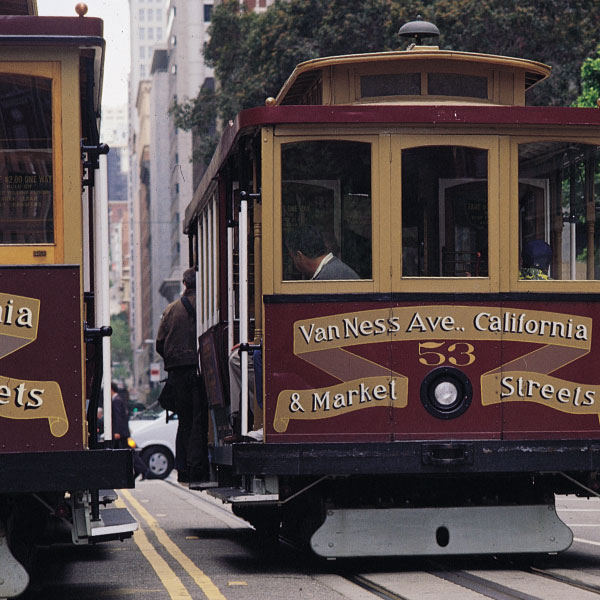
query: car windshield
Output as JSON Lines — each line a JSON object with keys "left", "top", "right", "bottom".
{"left": 129, "top": 403, "right": 165, "bottom": 420}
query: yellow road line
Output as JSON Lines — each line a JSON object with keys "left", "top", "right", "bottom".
{"left": 115, "top": 498, "right": 192, "bottom": 600}
{"left": 120, "top": 489, "right": 227, "bottom": 600}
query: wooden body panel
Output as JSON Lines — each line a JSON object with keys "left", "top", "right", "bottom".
{"left": 264, "top": 295, "right": 600, "bottom": 444}
{"left": 0, "top": 266, "right": 85, "bottom": 452}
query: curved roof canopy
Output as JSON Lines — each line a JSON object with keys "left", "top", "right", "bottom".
{"left": 276, "top": 48, "right": 551, "bottom": 107}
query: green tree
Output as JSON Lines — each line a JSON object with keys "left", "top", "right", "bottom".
{"left": 574, "top": 46, "right": 600, "bottom": 108}
{"left": 110, "top": 311, "right": 132, "bottom": 382}
{"left": 171, "top": 0, "right": 399, "bottom": 164}
{"left": 172, "top": 0, "right": 600, "bottom": 163}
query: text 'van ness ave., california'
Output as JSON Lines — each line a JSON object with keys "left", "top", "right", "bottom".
{"left": 294, "top": 306, "right": 591, "bottom": 353}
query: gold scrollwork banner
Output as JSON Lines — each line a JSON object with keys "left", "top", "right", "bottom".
{"left": 0, "top": 292, "right": 69, "bottom": 437}
{"left": 274, "top": 376, "right": 407, "bottom": 433}
{"left": 482, "top": 371, "right": 600, "bottom": 416}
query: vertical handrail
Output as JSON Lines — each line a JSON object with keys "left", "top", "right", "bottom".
{"left": 95, "top": 153, "right": 112, "bottom": 441}
{"left": 239, "top": 193, "right": 249, "bottom": 436}
{"left": 227, "top": 224, "right": 234, "bottom": 354}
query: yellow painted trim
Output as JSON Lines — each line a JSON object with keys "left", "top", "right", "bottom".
{"left": 0, "top": 61, "right": 63, "bottom": 264}
{"left": 60, "top": 52, "right": 83, "bottom": 266}
{"left": 272, "top": 133, "right": 381, "bottom": 295}
{"left": 379, "top": 134, "right": 392, "bottom": 294}
{"left": 261, "top": 127, "right": 275, "bottom": 296}
{"left": 52, "top": 60, "right": 64, "bottom": 263}
{"left": 498, "top": 136, "right": 512, "bottom": 291}
{"left": 391, "top": 134, "right": 500, "bottom": 293}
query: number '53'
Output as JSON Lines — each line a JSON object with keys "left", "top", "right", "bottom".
{"left": 418, "top": 342, "right": 476, "bottom": 366}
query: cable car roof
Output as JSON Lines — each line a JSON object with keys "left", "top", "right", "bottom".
{"left": 276, "top": 48, "right": 551, "bottom": 107}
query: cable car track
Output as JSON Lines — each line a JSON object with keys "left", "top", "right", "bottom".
{"left": 343, "top": 563, "right": 600, "bottom": 600}
{"left": 525, "top": 565, "right": 600, "bottom": 595}
{"left": 168, "top": 481, "right": 600, "bottom": 598}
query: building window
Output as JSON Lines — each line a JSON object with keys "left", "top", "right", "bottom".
{"left": 157, "top": 27, "right": 163, "bottom": 40}
{"left": 140, "top": 64, "right": 146, "bottom": 77}
{"left": 139, "top": 27, "right": 145, "bottom": 40}
{"left": 139, "top": 8, "right": 144, "bottom": 20}
{"left": 147, "top": 8, "right": 153, "bottom": 20}
{"left": 175, "top": 183, "right": 179, "bottom": 194}
{"left": 139, "top": 47, "right": 146, "bottom": 59}
{"left": 148, "top": 28, "right": 154, "bottom": 40}
{"left": 204, "top": 4, "right": 212, "bottom": 21}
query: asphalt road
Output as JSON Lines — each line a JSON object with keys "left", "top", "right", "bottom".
{"left": 20, "top": 476, "right": 600, "bottom": 600}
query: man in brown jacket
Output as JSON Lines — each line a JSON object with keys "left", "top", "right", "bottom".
{"left": 156, "top": 268, "right": 208, "bottom": 484}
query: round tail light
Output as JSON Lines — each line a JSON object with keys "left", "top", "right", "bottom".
{"left": 420, "top": 367, "right": 472, "bottom": 419}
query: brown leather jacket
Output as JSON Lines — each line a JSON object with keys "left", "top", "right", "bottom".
{"left": 156, "top": 289, "right": 197, "bottom": 370}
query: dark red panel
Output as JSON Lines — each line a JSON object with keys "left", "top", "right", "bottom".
{"left": 0, "top": 16, "right": 103, "bottom": 37}
{"left": 264, "top": 297, "right": 600, "bottom": 444}
{"left": 0, "top": 266, "right": 84, "bottom": 452}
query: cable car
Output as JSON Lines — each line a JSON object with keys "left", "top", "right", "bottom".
{"left": 185, "top": 20, "right": 600, "bottom": 557}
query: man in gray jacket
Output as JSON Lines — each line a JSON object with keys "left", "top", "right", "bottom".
{"left": 156, "top": 268, "right": 207, "bottom": 484}
{"left": 285, "top": 225, "right": 359, "bottom": 280}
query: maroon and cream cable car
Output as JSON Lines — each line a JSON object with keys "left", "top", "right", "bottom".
{"left": 185, "top": 20, "right": 600, "bottom": 556}
{"left": 0, "top": 4, "right": 135, "bottom": 595}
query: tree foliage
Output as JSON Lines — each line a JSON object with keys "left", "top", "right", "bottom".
{"left": 110, "top": 311, "right": 133, "bottom": 382}
{"left": 574, "top": 46, "right": 600, "bottom": 108}
{"left": 171, "top": 0, "right": 600, "bottom": 164}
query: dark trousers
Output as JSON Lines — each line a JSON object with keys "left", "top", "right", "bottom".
{"left": 168, "top": 367, "right": 208, "bottom": 478}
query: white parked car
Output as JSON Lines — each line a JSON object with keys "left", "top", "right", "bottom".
{"left": 129, "top": 407, "right": 178, "bottom": 479}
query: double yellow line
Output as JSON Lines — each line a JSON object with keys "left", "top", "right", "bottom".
{"left": 118, "top": 488, "right": 227, "bottom": 600}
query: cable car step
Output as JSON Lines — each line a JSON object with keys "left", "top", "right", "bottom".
{"left": 188, "top": 481, "right": 219, "bottom": 491}
{"left": 206, "top": 486, "right": 278, "bottom": 504}
{"left": 98, "top": 489, "right": 118, "bottom": 505}
{"left": 90, "top": 507, "right": 137, "bottom": 542}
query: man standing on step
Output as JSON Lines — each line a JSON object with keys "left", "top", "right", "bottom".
{"left": 156, "top": 268, "right": 208, "bottom": 484}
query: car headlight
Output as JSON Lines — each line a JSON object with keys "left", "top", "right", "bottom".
{"left": 420, "top": 367, "right": 472, "bottom": 419}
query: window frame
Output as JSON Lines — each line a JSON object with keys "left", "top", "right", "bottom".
{"left": 0, "top": 61, "right": 63, "bottom": 265}
{"left": 270, "top": 133, "right": 383, "bottom": 295}
{"left": 510, "top": 135, "right": 600, "bottom": 292}
{"left": 391, "top": 135, "right": 500, "bottom": 293}
{"left": 198, "top": 190, "right": 219, "bottom": 334}
{"left": 353, "top": 63, "right": 493, "bottom": 105}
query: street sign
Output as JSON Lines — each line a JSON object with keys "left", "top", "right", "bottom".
{"left": 149, "top": 363, "right": 161, "bottom": 382}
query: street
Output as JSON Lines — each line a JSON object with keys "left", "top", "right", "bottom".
{"left": 22, "top": 478, "right": 600, "bottom": 600}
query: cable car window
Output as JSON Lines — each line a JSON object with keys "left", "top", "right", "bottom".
{"left": 427, "top": 73, "right": 488, "bottom": 99}
{"left": 360, "top": 73, "right": 421, "bottom": 97}
{"left": 518, "top": 142, "right": 600, "bottom": 280}
{"left": 402, "top": 146, "right": 488, "bottom": 277}
{"left": 281, "top": 140, "right": 371, "bottom": 281}
{"left": 0, "top": 74, "right": 53, "bottom": 245}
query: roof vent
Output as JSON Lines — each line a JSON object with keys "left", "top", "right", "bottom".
{"left": 398, "top": 16, "right": 440, "bottom": 46}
